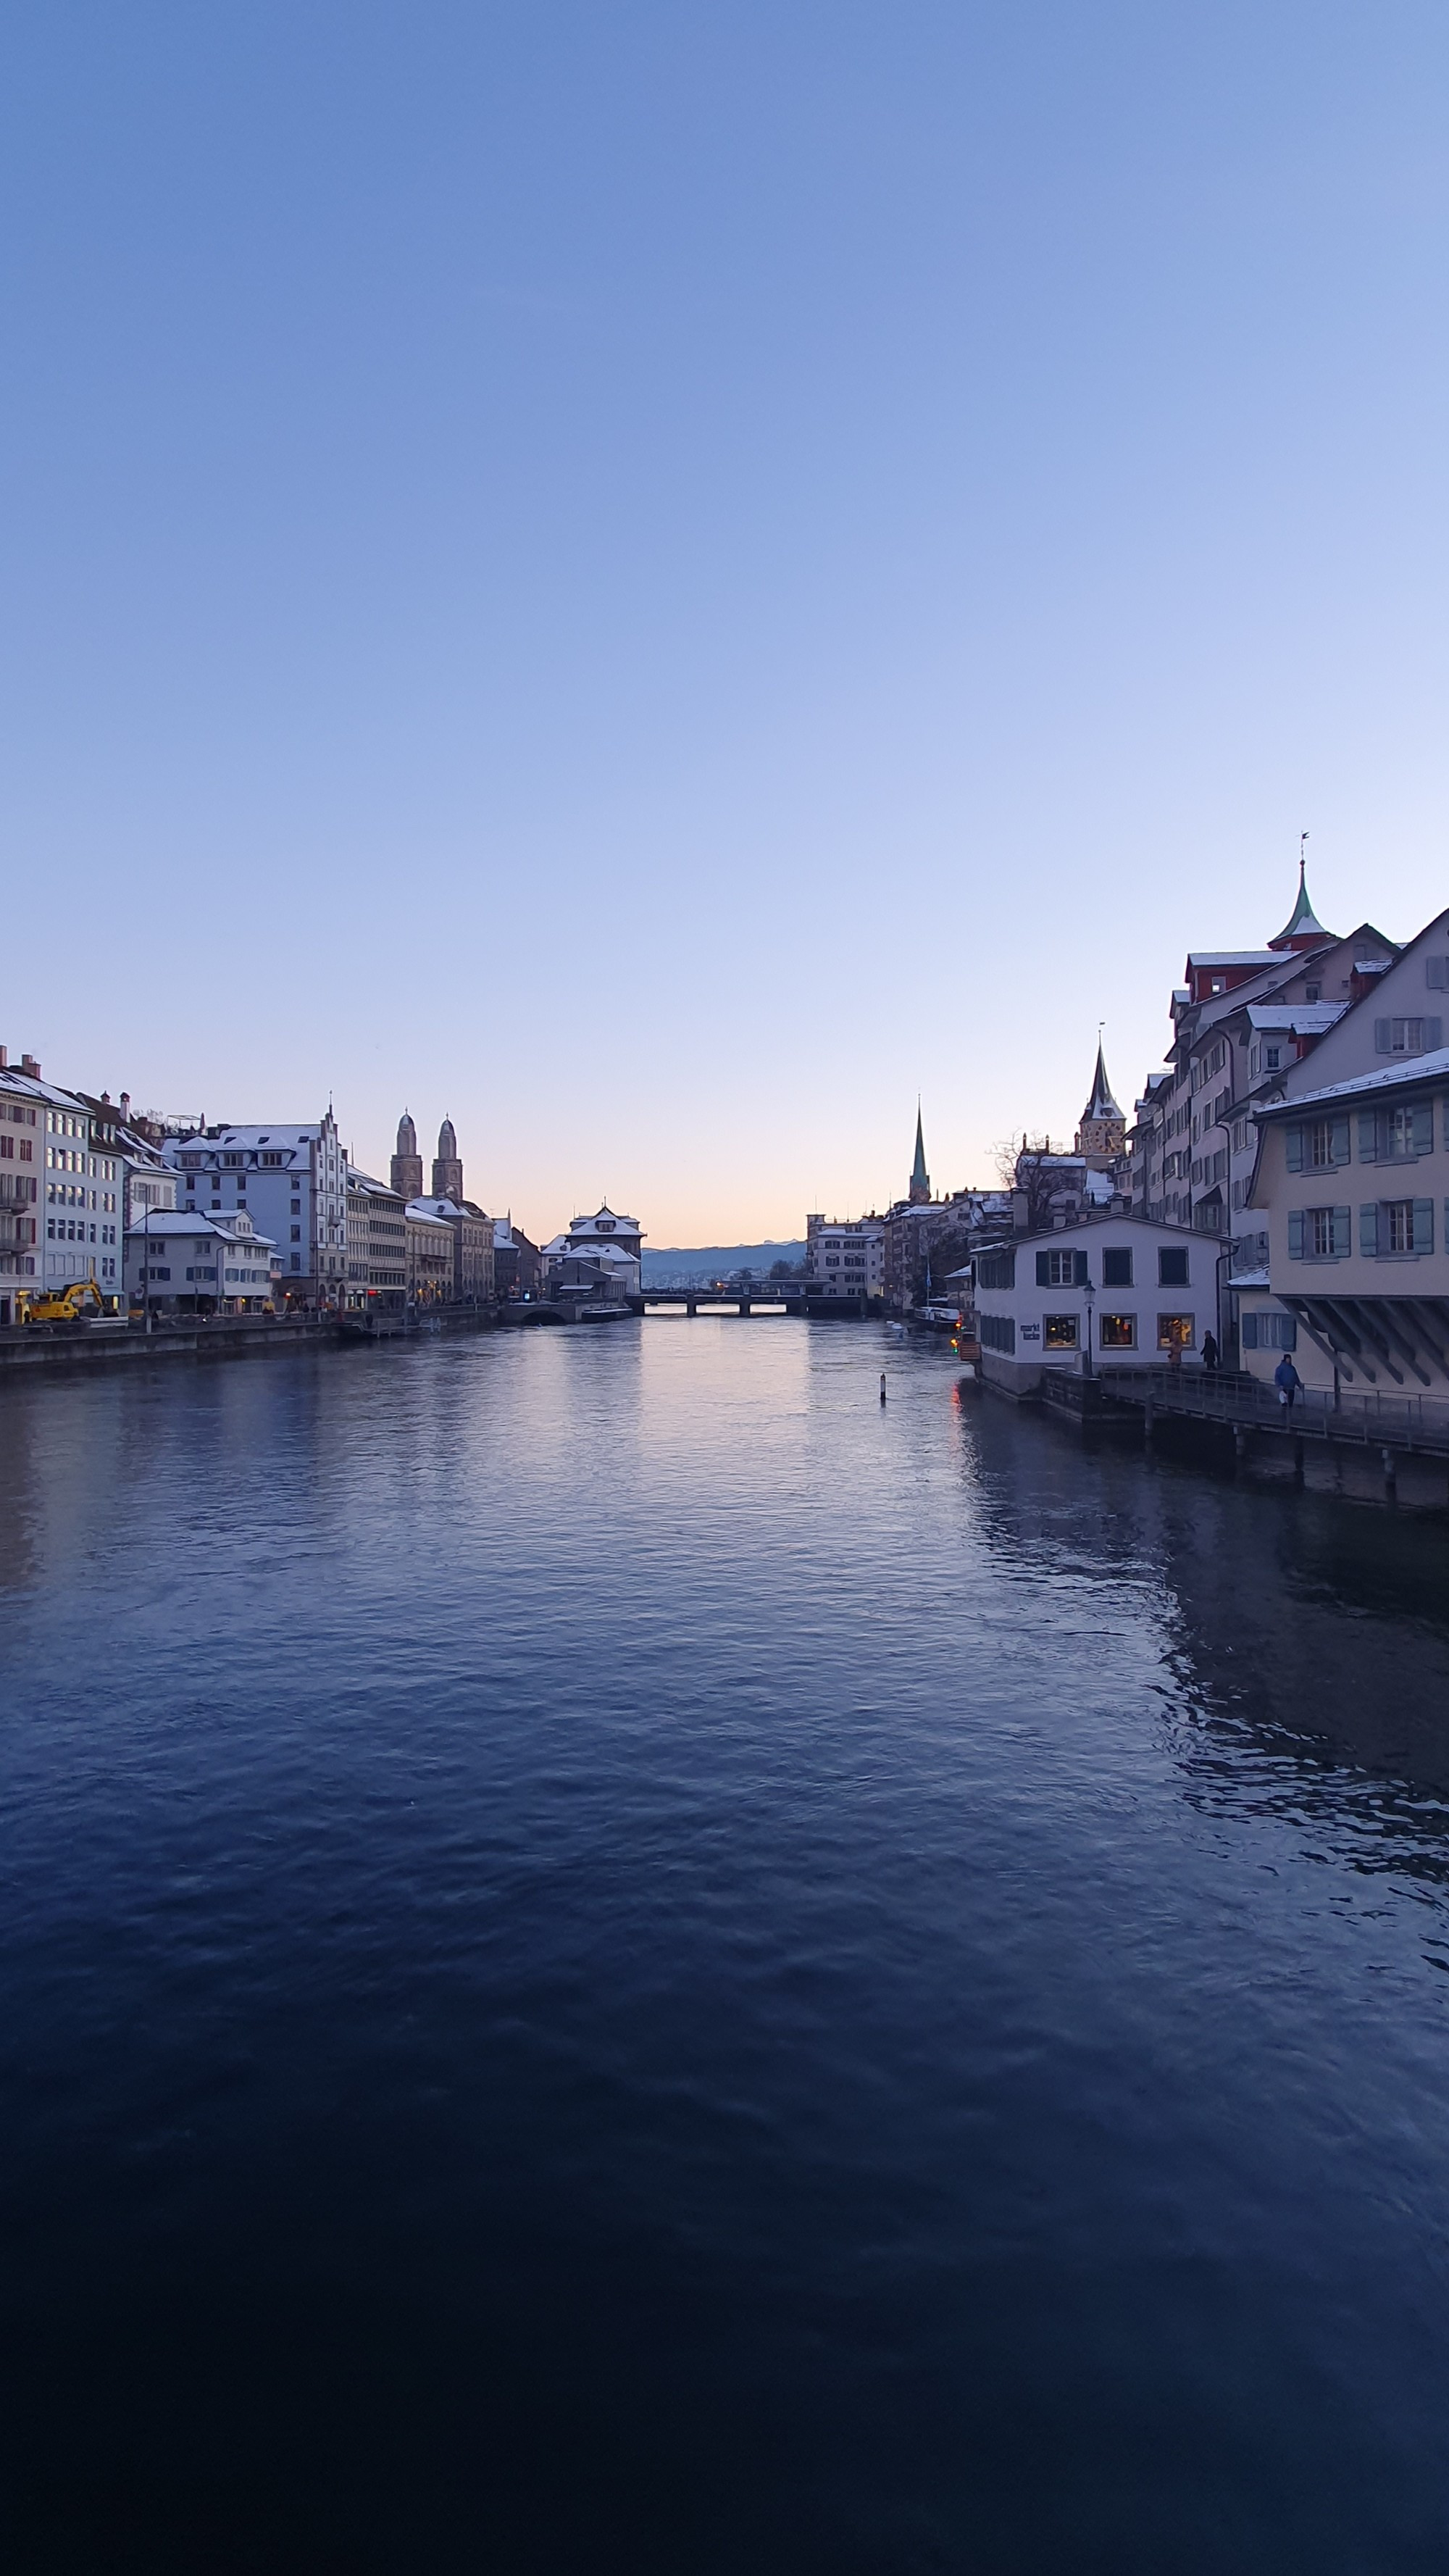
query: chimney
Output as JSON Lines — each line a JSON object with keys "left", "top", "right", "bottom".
{"left": 21, "top": 1054, "right": 39, "bottom": 1077}
{"left": 120, "top": 1092, "right": 131, "bottom": 1122}
{"left": 0, "top": 1046, "right": 7, "bottom": 1069}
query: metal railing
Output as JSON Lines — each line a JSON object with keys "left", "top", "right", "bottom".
{"left": 1098, "top": 1367, "right": 1449, "bottom": 1455}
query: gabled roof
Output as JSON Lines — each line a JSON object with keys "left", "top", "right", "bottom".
{"left": 1245, "top": 1004, "right": 1345, "bottom": 1034}
{"left": 1255, "top": 1046, "right": 1449, "bottom": 1116}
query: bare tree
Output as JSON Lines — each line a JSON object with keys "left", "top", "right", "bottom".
{"left": 990, "top": 1131, "right": 1062, "bottom": 1233}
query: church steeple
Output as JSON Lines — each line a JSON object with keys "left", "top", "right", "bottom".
{"left": 1268, "top": 843, "right": 1332, "bottom": 951}
{"left": 1075, "top": 1038, "right": 1126, "bottom": 1164}
{"left": 432, "top": 1117, "right": 464, "bottom": 1204}
{"left": 908, "top": 1105, "right": 931, "bottom": 1204}
{"left": 390, "top": 1110, "right": 423, "bottom": 1203}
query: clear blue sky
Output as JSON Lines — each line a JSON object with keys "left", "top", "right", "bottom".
{"left": 3, "top": 4, "right": 1446, "bottom": 1241}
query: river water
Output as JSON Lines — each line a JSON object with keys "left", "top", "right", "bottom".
{"left": 3, "top": 1320, "right": 1449, "bottom": 2571}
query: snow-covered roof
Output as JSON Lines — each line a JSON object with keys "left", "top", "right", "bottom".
{"left": 993, "top": 1212, "right": 1198, "bottom": 1251}
{"left": 124, "top": 1210, "right": 277, "bottom": 1248}
{"left": 1229, "top": 1269, "right": 1271, "bottom": 1289}
{"left": 1245, "top": 1004, "right": 1345, "bottom": 1034}
{"left": 0, "top": 1068, "right": 91, "bottom": 1113}
{"left": 1186, "top": 951, "right": 1283, "bottom": 970}
{"left": 1256, "top": 1046, "right": 1449, "bottom": 1115}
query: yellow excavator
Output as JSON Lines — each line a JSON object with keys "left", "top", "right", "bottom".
{"left": 16, "top": 1277, "right": 107, "bottom": 1327}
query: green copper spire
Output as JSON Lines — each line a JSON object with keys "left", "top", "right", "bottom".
{"left": 1269, "top": 838, "right": 1331, "bottom": 949}
{"left": 909, "top": 1104, "right": 930, "bottom": 1204}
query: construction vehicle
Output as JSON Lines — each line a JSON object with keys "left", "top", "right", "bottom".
{"left": 16, "top": 1277, "right": 107, "bottom": 1327}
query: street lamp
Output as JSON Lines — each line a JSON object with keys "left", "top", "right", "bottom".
{"left": 1082, "top": 1272, "right": 1095, "bottom": 1379}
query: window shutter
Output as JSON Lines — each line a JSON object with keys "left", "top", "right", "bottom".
{"left": 1285, "top": 1125, "right": 1304, "bottom": 1173}
{"left": 1241, "top": 1312, "right": 1258, "bottom": 1349}
{"left": 1427, "top": 957, "right": 1449, "bottom": 990}
{"left": 1426, "top": 1017, "right": 1443, "bottom": 1050}
{"left": 1035, "top": 1251, "right": 1050, "bottom": 1286}
{"left": 1374, "top": 1017, "right": 1391, "bottom": 1053}
{"left": 1074, "top": 1251, "right": 1088, "bottom": 1285}
{"left": 1360, "top": 1204, "right": 1379, "bottom": 1256}
{"left": 1330, "top": 1114, "right": 1350, "bottom": 1165}
{"left": 1287, "top": 1210, "right": 1305, "bottom": 1260}
{"left": 1413, "top": 1199, "right": 1434, "bottom": 1254}
{"left": 1331, "top": 1205, "right": 1350, "bottom": 1256}
{"left": 1412, "top": 1100, "right": 1433, "bottom": 1154}
{"left": 1358, "top": 1110, "right": 1378, "bottom": 1163}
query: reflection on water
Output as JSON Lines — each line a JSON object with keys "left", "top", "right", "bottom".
{"left": 1, "top": 1325, "right": 1448, "bottom": 2572}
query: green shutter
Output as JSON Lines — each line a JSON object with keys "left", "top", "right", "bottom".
{"left": 1332, "top": 1205, "right": 1350, "bottom": 1257}
{"left": 1035, "top": 1251, "right": 1050, "bottom": 1286}
{"left": 1358, "top": 1110, "right": 1379, "bottom": 1162}
{"left": 1427, "top": 1017, "right": 1444, "bottom": 1050}
{"left": 1287, "top": 1210, "right": 1305, "bottom": 1259}
{"left": 1285, "top": 1125, "right": 1304, "bottom": 1174}
{"left": 1413, "top": 1199, "right": 1434, "bottom": 1254}
{"left": 1360, "top": 1204, "right": 1379, "bottom": 1256}
{"left": 1074, "top": 1251, "right": 1088, "bottom": 1285}
{"left": 1412, "top": 1100, "right": 1434, "bottom": 1154}
{"left": 1374, "top": 1017, "right": 1391, "bottom": 1052}
{"left": 1330, "top": 1114, "right": 1350, "bottom": 1165}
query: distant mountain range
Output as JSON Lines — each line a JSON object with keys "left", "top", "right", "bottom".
{"left": 642, "top": 1241, "right": 806, "bottom": 1285}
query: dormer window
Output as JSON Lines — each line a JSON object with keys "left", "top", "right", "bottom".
{"left": 1304, "top": 984, "right": 1320, "bottom": 1002}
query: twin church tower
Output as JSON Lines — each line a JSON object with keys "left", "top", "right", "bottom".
{"left": 390, "top": 1112, "right": 464, "bottom": 1206}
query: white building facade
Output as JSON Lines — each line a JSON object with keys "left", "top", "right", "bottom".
{"left": 542, "top": 1206, "right": 643, "bottom": 1299}
{"left": 974, "top": 1215, "right": 1206, "bottom": 1399}
{"left": 164, "top": 1109, "right": 348, "bottom": 1307}
{"left": 125, "top": 1209, "right": 280, "bottom": 1315}
{"left": 805, "top": 1214, "right": 885, "bottom": 1301}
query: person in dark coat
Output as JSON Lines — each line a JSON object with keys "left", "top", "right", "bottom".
{"left": 1274, "top": 1354, "right": 1303, "bottom": 1411}
{"left": 1200, "top": 1330, "right": 1220, "bottom": 1372}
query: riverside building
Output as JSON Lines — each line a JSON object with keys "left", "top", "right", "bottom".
{"left": 164, "top": 1109, "right": 348, "bottom": 1309}
{"left": 974, "top": 1214, "right": 1204, "bottom": 1399}
{"left": 125, "top": 1209, "right": 280, "bottom": 1315}
{"left": 1238, "top": 903, "right": 1449, "bottom": 1401}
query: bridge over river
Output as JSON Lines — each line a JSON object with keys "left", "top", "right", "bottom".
{"left": 632, "top": 1289, "right": 872, "bottom": 1319}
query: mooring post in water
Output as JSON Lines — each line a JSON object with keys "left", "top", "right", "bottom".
{"left": 880, "top": 1372, "right": 887, "bottom": 1406}
{"left": 1233, "top": 1425, "right": 1247, "bottom": 1472}
{"left": 1143, "top": 1388, "right": 1153, "bottom": 1449}
{"left": 1382, "top": 1446, "right": 1398, "bottom": 1501}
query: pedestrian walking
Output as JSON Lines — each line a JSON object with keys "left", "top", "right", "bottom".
{"left": 1200, "top": 1330, "right": 1220, "bottom": 1372}
{"left": 1274, "top": 1354, "right": 1302, "bottom": 1412}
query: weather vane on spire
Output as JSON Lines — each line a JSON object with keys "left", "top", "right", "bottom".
{"left": 1300, "top": 829, "right": 1308, "bottom": 880}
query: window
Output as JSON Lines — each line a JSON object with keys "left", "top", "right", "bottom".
{"left": 1362, "top": 1199, "right": 1432, "bottom": 1256}
{"left": 1043, "top": 1314, "right": 1079, "bottom": 1350}
{"left": 1285, "top": 1115, "right": 1350, "bottom": 1171}
{"left": 1390, "top": 1104, "right": 1427, "bottom": 1159}
{"left": 1098, "top": 1313, "right": 1136, "bottom": 1349}
{"left": 1287, "top": 1205, "right": 1350, "bottom": 1260}
{"left": 977, "top": 1252, "right": 1015, "bottom": 1291}
{"left": 1158, "top": 1247, "right": 1189, "bottom": 1285}
{"left": 1157, "top": 1314, "right": 1193, "bottom": 1350}
{"left": 1036, "top": 1248, "right": 1085, "bottom": 1287}
{"left": 1264, "top": 1044, "right": 1281, "bottom": 1072}
{"left": 1102, "top": 1247, "right": 1132, "bottom": 1286}
{"left": 1358, "top": 1101, "right": 1432, "bottom": 1163}
{"left": 1375, "top": 1014, "right": 1442, "bottom": 1056}
{"left": 979, "top": 1312, "right": 1015, "bottom": 1354}
{"left": 1304, "top": 984, "right": 1320, "bottom": 1003}
{"left": 290, "top": 1198, "right": 301, "bottom": 1214}
{"left": 1241, "top": 1311, "right": 1298, "bottom": 1351}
